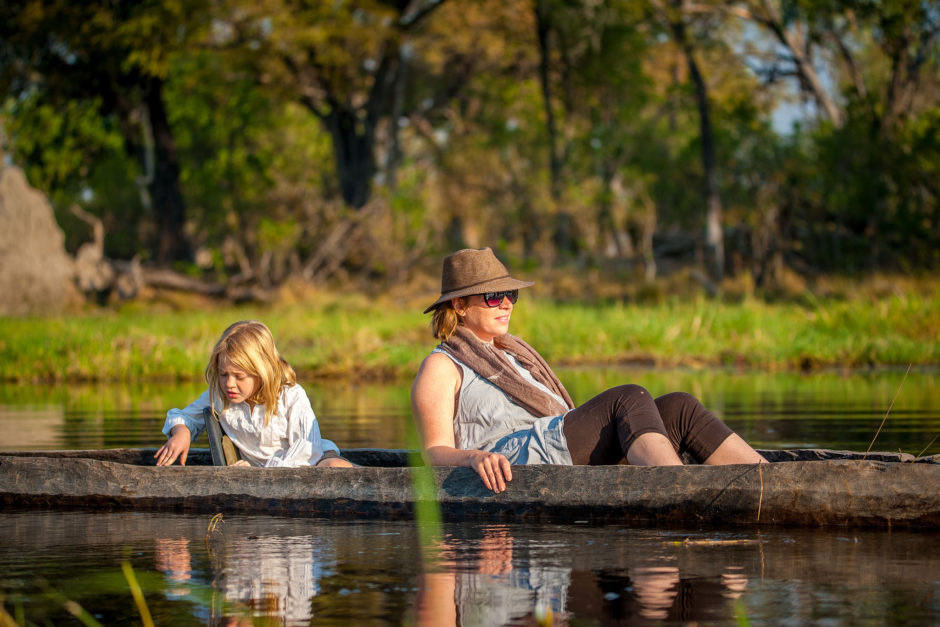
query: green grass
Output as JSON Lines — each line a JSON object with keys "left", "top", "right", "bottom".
{"left": 1, "top": 285, "right": 938, "bottom": 383}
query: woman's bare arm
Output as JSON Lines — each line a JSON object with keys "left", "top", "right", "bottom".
{"left": 411, "top": 352, "right": 513, "bottom": 492}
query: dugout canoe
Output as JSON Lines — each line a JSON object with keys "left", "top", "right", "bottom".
{"left": 1, "top": 448, "right": 938, "bottom": 529}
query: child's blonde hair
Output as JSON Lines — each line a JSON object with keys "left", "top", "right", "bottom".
{"left": 205, "top": 320, "right": 297, "bottom": 426}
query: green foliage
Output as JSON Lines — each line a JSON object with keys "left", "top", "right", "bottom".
{"left": 0, "top": 0, "right": 937, "bottom": 279}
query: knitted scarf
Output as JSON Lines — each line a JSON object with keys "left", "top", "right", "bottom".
{"left": 441, "top": 325, "right": 575, "bottom": 418}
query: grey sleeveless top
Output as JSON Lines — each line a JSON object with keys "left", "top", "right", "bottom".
{"left": 434, "top": 347, "right": 573, "bottom": 465}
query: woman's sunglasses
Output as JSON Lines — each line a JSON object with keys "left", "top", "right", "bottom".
{"left": 480, "top": 290, "right": 519, "bottom": 307}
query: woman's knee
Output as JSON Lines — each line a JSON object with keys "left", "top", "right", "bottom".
{"left": 655, "top": 391, "right": 703, "bottom": 414}
{"left": 609, "top": 384, "right": 653, "bottom": 406}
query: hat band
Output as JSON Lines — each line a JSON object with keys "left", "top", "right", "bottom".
{"left": 442, "top": 273, "right": 511, "bottom": 295}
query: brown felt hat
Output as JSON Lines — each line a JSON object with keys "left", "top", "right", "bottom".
{"left": 423, "top": 247, "right": 534, "bottom": 313}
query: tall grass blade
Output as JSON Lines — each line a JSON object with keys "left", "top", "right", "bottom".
{"left": 864, "top": 364, "right": 912, "bottom": 459}
{"left": 121, "top": 561, "right": 154, "bottom": 627}
{"left": 405, "top": 416, "right": 443, "bottom": 563}
{"left": 733, "top": 599, "right": 751, "bottom": 626}
{"left": 0, "top": 598, "right": 18, "bottom": 627}
{"left": 916, "top": 433, "right": 938, "bottom": 459}
{"left": 36, "top": 580, "right": 104, "bottom": 627}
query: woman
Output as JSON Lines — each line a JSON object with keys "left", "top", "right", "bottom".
{"left": 411, "top": 247, "right": 766, "bottom": 493}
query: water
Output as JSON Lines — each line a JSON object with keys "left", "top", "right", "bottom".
{"left": 1, "top": 368, "right": 939, "bottom": 624}
{"left": 1, "top": 512, "right": 937, "bottom": 625}
{"left": 2, "top": 368, "right": 937, "bottom": 454}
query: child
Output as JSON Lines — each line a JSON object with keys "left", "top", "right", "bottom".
{"left": 155, "top": 320, "right": 353, "bottom": 468}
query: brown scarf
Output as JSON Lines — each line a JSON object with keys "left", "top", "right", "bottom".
{"left": 441, "top": 326, "right": 575, "bottom": 418}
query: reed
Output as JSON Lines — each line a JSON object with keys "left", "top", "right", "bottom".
{"left": 864, "top": 364, "right": 912, "bottom": 458}
{"left": 120, "top": 561, "right": 154, "bottom": 627}
{"left": 205, "top": 513, "right": 225, "bottom": 548}
{"left": 37, "top": 581, "right": 104, "bottom": 627}
{"left": 0, "top": 597, "right": 17, "bottom": 627}
{"left": 406, "top": 415, "right": 443, "bottom": 564}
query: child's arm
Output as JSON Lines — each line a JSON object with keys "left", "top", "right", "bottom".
{"left": 155, "top": 390, "right": 212, "bottom": 466}
{"left": 155, "top": 425, "right": 193, "bottom": 466}
{"left": 264, "top": 385, "right": 338, "bottom": 468}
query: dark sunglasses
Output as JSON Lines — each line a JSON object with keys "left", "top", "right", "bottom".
{"left": 480, "top": 290, "right": 519, "bottom": 307}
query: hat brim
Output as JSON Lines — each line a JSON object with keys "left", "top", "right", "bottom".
{"left": 423, "top": 277, "right": 534, "bottom": 313}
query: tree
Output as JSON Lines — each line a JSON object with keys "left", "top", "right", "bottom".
{"left": 647, "top": 0, "right": 731, "bottom": 281}
{"left": 217, "top": 0, "right": 447, "bottom": 210}
{"left": 0, "top": 1, "right": 210, "bottom": 263}
{"left": 726, "top": 0, "right": 940, "bottom": 270}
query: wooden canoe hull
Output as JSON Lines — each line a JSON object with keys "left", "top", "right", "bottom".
{"left": 1, "top": 449, "right": 937, "bottom": 528}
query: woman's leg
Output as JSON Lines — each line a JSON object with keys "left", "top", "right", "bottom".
{"left": 654, "top": 392, "right": 767, "bottom": 464}
{"left": 562, "top": 384, "right": 682, "bottom": 466}
{"left": 563, "top": 386, "right": 766, "bottom": 465}
{"left": 703, "top": 433, "right": 767, "bottom": 464}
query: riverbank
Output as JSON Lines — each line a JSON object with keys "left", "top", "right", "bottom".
{"left": 1, "top": 278, "right": 938, "bottom": 383}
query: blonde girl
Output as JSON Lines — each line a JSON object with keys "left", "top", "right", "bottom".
{"left": 155, "top": 320, "right": 353, "bottom": 468}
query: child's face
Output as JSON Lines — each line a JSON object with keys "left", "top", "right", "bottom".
{"left": 217, "top": 356, "right": 260, "bottom": 406}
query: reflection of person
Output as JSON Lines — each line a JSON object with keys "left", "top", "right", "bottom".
{"left": 411, "top": 248, "right": 767, "bottom": 492}
{"left": 155, "top": 320, "right": 353, "bottom": 468}
{"left": 631, "top": 566, "right": 680, "bottom": 620}
{"left": 217, "top": 534, "right": 323, "bottom": 625}
{"left": 154, "top": 538, "right": 193, "bottom": 597}
{"left": 154, "top": 534, "right": 322, "bottom": 626}
{"left": 568, "top": 563, "right": 751, "bottom": 621}
{"left": 415, "top": 526, "right": 569, "bottom": 626}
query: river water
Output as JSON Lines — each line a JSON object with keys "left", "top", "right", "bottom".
{"left": 1, "top": 368, "right": 938, "bottom": 625}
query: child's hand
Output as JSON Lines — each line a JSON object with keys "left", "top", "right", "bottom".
{"left": 155, "top": 426, "right": 192, "bottom": 466}
{"left": 232, "top": 460, "right": 250, "bottom": 467}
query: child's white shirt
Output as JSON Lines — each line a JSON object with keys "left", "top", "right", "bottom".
{"left": 162, "top": 384, "right": 339, "bottom": 467}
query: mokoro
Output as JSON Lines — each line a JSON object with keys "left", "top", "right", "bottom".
{"left": 1, "top": 448, "right": 938, "bottom": 529}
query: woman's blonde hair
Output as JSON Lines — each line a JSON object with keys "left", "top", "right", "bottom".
{"left": 430, "top": 299, "right": 464, "bottom": 341}
{"left": 205, "top": 320, "right": 296, "bottom": 426}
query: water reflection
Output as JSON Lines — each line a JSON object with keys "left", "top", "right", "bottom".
{"left": 156, "top": 535, "right": 325, "bottom": 626}
{"left": 415, "top": 526, "right": 764, "bottom": 625}
{"left": 1, "top": 512, "right": 938, "bottom": 625}
{"left": 3, "top": 368, "right": 938, "bottom": 454}
{"left": 417, "top": 527, "right": 569, "bottom": 625}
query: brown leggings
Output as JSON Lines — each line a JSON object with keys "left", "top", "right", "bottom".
{"left": 562, "top": 384, "right": 733, "bottom": 465}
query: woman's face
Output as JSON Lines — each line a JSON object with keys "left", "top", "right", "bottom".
{"left": 454, "top": 292, "right": 515, "bottom": 342}
{"left": 218, "top": 356, "right": 260, "bottom": 406}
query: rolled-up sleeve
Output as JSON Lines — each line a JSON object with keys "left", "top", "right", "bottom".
{"left": 265, "top": 386, "right": 338, "bottom": 468}
{"left": 162, "top": 389, "right": 212, "bottom": 441}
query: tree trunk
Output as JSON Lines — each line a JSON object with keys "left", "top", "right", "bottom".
{"left": 320, "top": 102, "right": 378, "bottom": 209}
{"left": 534, "top": 0, "right": 579, "bottom": 258}
{"left": 669, "top": 6, "right": 724, "bottom": 282}
{"left": 535, "top": 0, "right": 562, "bottom": 201}
{"left": 145, "top": 76, "right": 190, "bottom": 263}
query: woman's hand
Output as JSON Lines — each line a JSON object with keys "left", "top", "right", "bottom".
{"left": 155, "top": 425, "right": 192, "bottom": 466}
{"left": 232, "top": 460, "right": 250, "bottom": 467}
{"left": 467, "top": 450, "right": 513, "bottom": 493}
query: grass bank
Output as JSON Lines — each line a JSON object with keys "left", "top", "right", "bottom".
{"left": 1, "top": 284, "right": 938, "bottom": 383}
